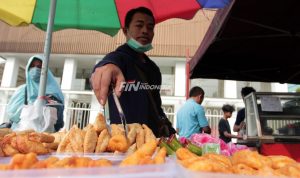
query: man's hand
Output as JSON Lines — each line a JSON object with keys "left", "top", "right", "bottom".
{"left": 90, "top": 64, "right": 125, "bottom": 105}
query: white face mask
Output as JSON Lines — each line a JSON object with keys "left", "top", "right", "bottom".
{"left": 127, "top": 38, "right": 153, "bottom": 53}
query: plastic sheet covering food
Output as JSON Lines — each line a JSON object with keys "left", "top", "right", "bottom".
{"left": 0, "top": 153, "right": 178, "bottom": 178}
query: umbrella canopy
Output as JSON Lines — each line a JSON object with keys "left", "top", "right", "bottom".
{"left": 0, "top": 0, "right": 230, "bottom": 106}
{"left": 0, "top": 0, "right": 230, "bottom": 36}
{"left": 190, "top": 0, "right": 300, "bottom": 84}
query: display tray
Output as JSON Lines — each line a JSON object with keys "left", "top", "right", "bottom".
{"left": 0, "top": 153, "right": 178, "bottom": 178}
{"left": 177, "top": 165, "right": 278, "bottom": 178}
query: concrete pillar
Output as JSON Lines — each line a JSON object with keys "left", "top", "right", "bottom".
{"left": 1, "top": 57, "right": 19, "bottom": 123}
{"left": 271, "top": 83, "right": 288, "bottom": 92}
{"left": 224, "top": 80, "right": 237, "bottom": 98}
{"left": 61, "top": 58, "right": 77, "bottom": 90}
{"left": 61, "top": 59, "right": 77, "bottom": 130}
{"left": 174, "top": 62, "right": 186, "bottom": 96}
{"left": 1, "top": 57, "right": 19, "bottom": 87}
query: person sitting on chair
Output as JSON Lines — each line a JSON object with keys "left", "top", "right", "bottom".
{"left": 5, "top": 55, "right": 65, "bottom": 131}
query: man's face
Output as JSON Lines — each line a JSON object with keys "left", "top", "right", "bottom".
{"left": 124, "top": 12, "right": 155, "bottom": 45}
{"left": 196, "top": 94, "right": 204, "bottom": 105}
{"left": 224, "top": 111, "right": 232, "bottom": 119}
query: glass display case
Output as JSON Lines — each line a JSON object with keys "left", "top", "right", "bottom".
{"left": 243, "top": 92, "right": 300, "bottom": 143}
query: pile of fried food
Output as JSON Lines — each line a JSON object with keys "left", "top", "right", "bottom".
{"left": 0, "top": 129, "right": 55, "bottom": 157}
{"left": 177, "top": 148, "right": 300, "bottom": 177}
{"left": 0, "top": 113, "right": 158, "bottom": 156}
{"left": 0, "top": 139, "right": 167, "bottom": 170}
{"left": 56, "top": 113, "right": 157, "bottom": 154}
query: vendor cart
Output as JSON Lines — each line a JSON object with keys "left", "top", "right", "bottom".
{"left": 239, "top": 92, "right": 300, "bottom": 161}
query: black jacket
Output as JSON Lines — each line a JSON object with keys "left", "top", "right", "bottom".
{"left": 93, "top": 44, "right": 165, "bottom": 136}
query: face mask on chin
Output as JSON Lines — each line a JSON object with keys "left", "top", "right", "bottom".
{"left": 127, "top": 38, "right": 153, "bottom": 53}
{"left": 29, "top": 67, "right": 41, "bottom": 82}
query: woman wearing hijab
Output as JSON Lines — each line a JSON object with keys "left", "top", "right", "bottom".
{"left": 6, "top": 55, "right": 64, "bottom": 131}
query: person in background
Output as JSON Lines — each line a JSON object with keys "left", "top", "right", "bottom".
{"left": 5, "top": 55, "right": 64, "bottom": 131}
{"left": 176, "top": 86, "right": 211, "bottom": 138}
{"left": 233, "top": 87, "right": 256, "bottom": 132}
{"left": 219, "top": 104, "right": 242, "bottom": 143}
{"left": 90, "top": 7, "right": 175, "bottom": 137}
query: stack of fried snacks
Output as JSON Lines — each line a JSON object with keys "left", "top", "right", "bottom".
{"left": 0, "top": 128, "right": 12, "bottom": 138}
{"left": 0, "top": 152, "right": 112, "bottom": 170}
{"left": 176, "top": 148, "right": 300, "bottom": 177}
{"left": 0, "top": 131, "right": 55, "bottom": 157}
{"left": 120, "top": 139, "right": 167, "bottom": 166}
{"left": 56, "top": 113, "right": 157, "bottom": 154}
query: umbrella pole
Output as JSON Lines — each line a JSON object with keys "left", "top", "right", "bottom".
{"left": 37, "top": 0, "right": 57, "bottom": 106}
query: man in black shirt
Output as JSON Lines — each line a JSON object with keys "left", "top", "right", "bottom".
{"left": 233, "top": 87, "right": 256, "bottom": 132}
{"left": 219, "top": 104, "right": 242, "bottom": 143}
{"left": 90, "top": 7, "right": 174, "bottom": 137}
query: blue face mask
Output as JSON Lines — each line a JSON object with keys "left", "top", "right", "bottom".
{"left": 29, "top": 67, "right": 41, "bottom": 82}
{"left": 127, "top": 38, "right": 153, "bottom": 53}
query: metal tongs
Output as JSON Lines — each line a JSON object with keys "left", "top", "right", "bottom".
{"left": 102, "top": 104, "right": 112, "bottom": 135}
{"left": 111, "top": 87, "right": 129, "bottom": 138}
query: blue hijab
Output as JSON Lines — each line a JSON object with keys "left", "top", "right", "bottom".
{"left": 6, "top": 55, "right": 64, "bottom": 123}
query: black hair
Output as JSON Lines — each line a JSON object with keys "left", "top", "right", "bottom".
{"left": 189, "top": 86, "right": 205, "bottom": 97}
{"left": 222, "top": 104, "right": 235, "bottom": 113}
{"left": 124, "top": 7, "right": 155, "bottom": 28}
{"left": 241, "top": 87, "right": 256, "bottom": 97}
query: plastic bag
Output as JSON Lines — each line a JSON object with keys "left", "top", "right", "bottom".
{"left": 14, "top": 101, "right": 58, "bottom": 133}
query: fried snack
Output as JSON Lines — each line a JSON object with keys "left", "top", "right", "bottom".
{"left": 0, "top": 145, "right": 4, "bottom": 157}
{"left": 29, "top": 132, "right": 55, "bottom": 143}
{"left": 203, "top": 153, "right": 232, "bottom": 168}
{"left": 0, "top": 128, "right": 12, "bottom": 137}
{"left": 111, "top": 124, "right": 124, "bottom": 136}
{"left": 93, "top": 113, "right": 106, "bottom": 133}
{"left": 257, "top": 166, "right": 281, "bottom": 177}
{"left": 139, "top": 156, "right": 155, "bottom": 165}
{"left": 179, "top": 157, "right": 204, "bottom": 168}
{"left": 31, "top": 156, "right": 59, "bottom": 169}
{"left": 82, "top": 124, "right": 89, "bottom": 133}
{"left": 69, "top": 125, "right": 84, "bottom": 153}
{"left": 107, "top": 134, "right": 129, "bottom": 153}
{"left": 83, "top": 125, "right": 98, "bottom": 153}
{"left": 89, "top": 159, "right": 112, "bottom": 167}
{"left": 127, "top": 126, "right": 137, "bottom": 145}
{"left": 120, "top": 139, "right": 157, "bottom": 166}
{"left": 0, "top": 164, "right": 8, "bottom": 170}
{"left": 48, "top": 157, "right": 73, "bottom": 168}
{"left": 187, "top": 159, "right": 214, "bottom": 172}
{"left": 8, "top": 153, "right": 38, "bottom": 170}
{"left": 176, "top": 148, "right": 197, "bottom": 161}
{"left": 56, "top": 130, "right": 71, "bottom": 153}
{"left": 74, "top": 157, "right": 93, "bottom": 167}
{"left": 154, "top": 147, "right": 167, "bottom": 164}
{"left": 43, "top": 142, "right": 59, "bottom": 150}
{"left": 232, "top": 163, "right": 257, "bottom": 175}
{"left": 95, "top": 129, "right": 110, "bottom": 153}
{"left": 15, "top": 129, "right": 35, "bottom": 135}
{"left": 258, "top": 155, "right": 272, "bottom": 168}
{"left": 2, "top": 143, "right": 19, "bottom": 156}
{"left": 16, "top": 134, "right": 49, "bottom": 154}
{"left": 268, "top": 155, "right": 297, "bottom": 169}
{"left": 276, "top": 163, "right": 300, "bottom": 177}
{"left": 231, "top": 149, "right": 263, "bottom": 170}
{"left": 126, "top": 143, "right": 137, "bottom": 155}
{"left": 51, "top": 131, "right": 66, "bottom": 143}
{"left": 64, "top": 143, "right": 74, "bottom": 153}
{"left": 142, "top": 124, "right": 156, "bottom": 143}
{"left": 136, "top": 128, "right": 145, "bottom": 149}
{"left": 0, "top": 133, "right": 19, "bottom": 156}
